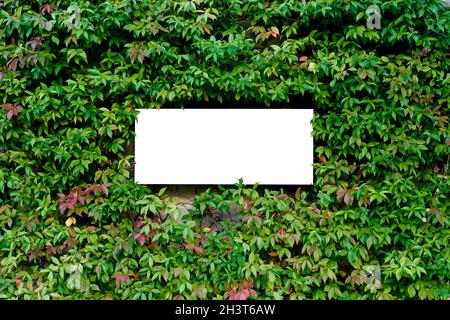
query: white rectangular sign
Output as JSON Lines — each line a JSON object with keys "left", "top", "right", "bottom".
{"left": 135, "top": 109, "right": 313, "bottom": 185}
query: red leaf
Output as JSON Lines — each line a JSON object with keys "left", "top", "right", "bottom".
{"left": 194, "top": 247, "right": 203, "bottom": 254}
{"left": 307, "top": 206, "right": 321, "bottom": 214}
{"left": 114, "top": 274, "right": 130, "bottom": 287}
{"left": 307, "top": 246, "right": 317, "bottom": 255}
{"left": 28, "top": 251, "right": 36, "bottom": 262}
{"left": 279, "top": 229, "right": 286, "bottom": 236}
{"left": 148, "top": 243, "right": 158, "bottom": 249}
{"left": 135, "top": 219, "right": 144, "bottom": 229}
{"left": 139, "top": 234, "right": 145, "bottom": 246}
{"left": 270, "top": 31, "right": 278, "bottom": 37}
{"left": 238, "top": 292, "right": 247, "bottom": 300}
{"left": 7, "top": 110, "right": 13, "bottom": 120}
{"left": 203, "top": 26, "right": 211, "bottom": 35}
{"left": 101, "top": 183, "right": 110, "bottom": 195}
{"left": 344, "top": 190, "right": 351, "bottom": 204}
{"left": 68, "top": 238, "right": 77, "bottom": 248}
{"left": 336, "top": 190, "right": 346, "bottom": 200}
{"left": 68, "top": 227, "right": 76, "bottom": 237}
{"left": 300, "top": 56, "right": 309, "bottom": 62}
{"left": 319, "top": 155, "right": 327, "bottom": 163}
{"left": 40, "top": 4, "right": 52, "bottom": 14}
{"left": 46, "top": 244, "right": 57, "bottom": 254}
{"left": 7, "top": 58, "right": 18, "bottom": 72}
{"left": 15, "top": 276, "right": 22, "bottom": 288}
{"left": 30, "top": 38, "right": 43, "bottom": 50}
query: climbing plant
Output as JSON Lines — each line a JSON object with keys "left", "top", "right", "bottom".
{"left": 0, "top": 0, "right": 449, "bottom": 300}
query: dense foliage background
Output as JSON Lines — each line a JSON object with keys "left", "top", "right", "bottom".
{"left": 0, "top": 0, "right": 449, "bottom": 300}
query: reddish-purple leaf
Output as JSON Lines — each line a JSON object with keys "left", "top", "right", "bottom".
{"left": 139, "top": 235, "right": 145, "bottom": 246}
{"left": 47, "top": 245, "right": 57, "bottom": 255}
{"left": 41, "top": 4, "right": 52, "bottom": 14}
{"left": 67, "top": 238, "right": 77, "bottom": 248}
{"left": 300, "top": 56, "right": 309, "bottom": 62}
{"left": 7, "top": 110, "right": 13, "bottom": 120}
{"left": 238, "top": 292, "right": 247, "bottom": 300}
{"left": 28, "top": 251, "right": 36, "bottom": 262}
{"left": 194, "top": 247, "right": 203, "bottom": 254}
{"left": 279, "top": 229, "right": 286, "bottom": 236}
{"left": 114, "top": 274, "right": 130, "bottom": 287}
{"left": 344, "top": 190, "right": 351, "bottom": 204}
{"left": 8, "top": 58, "right": 18, "bottom": 72}
{"left": 68, "top": 228, "right": 76, "bottom": 237}
{"left": 307, "top": 206, "right": 321, "bottom": 214}
{"left": 101, "top": 183, "right": 110, "bottom": 195}
{"left": 30, "top": 38, "right": 43, "bottom": 50}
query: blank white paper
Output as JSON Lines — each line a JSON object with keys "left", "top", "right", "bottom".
{"left": 135, "top": 109, "right": 313, "bottom": 185}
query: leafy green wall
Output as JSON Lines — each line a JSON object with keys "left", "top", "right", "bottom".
{"left": 0, "top": 0, "right": 449, "bottom": 299}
